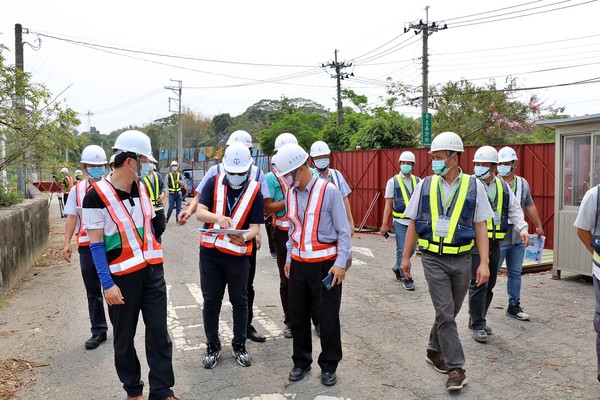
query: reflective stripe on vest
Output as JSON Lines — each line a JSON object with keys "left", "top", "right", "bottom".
{"left": 287, "top": 178, "right": 337, "bottom": 262}
{"left": 168, "top": 172, "right": 181, "bottom": 192}
{"left": 200, "top": 174, "right": 260, "bottom": 256}
{"left": 274, "top": 172, "right": 290, "bottom": 230}
{"left": 93, "top": 180, "right": 163, "bottom": 275}
{"left": 392, "top": 174, "right": 418, "bottom": 219}
{"left": 486, "top": 177, "right": 509, "bottom": 240}
{"left": 75, "top": 179, "right": 91, "bottom": 246}
{"left": 414, "top": 174, "right": 477, "bottom": 255}
{"left": 143, "top": 172, "right": 160, "bottom": 206}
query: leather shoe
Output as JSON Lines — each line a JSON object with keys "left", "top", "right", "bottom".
{"left": 288, "top": 366, "right": 311, "bottom": 381}
{"left": 247, "top": 325, "right": 266, "bottom": 343}
{"left": 85, "top": 333, "right": 107, "bottom": 350}
{"left": 321, "top": 371, "right": 337, "bottom": 386}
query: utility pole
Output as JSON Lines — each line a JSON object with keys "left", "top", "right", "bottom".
{"left": 322, "top": 50, "right": 353, "bottom": 126}
{"left": 15, "top": 23, "right": 27, "bottom": 196}
{"left": 165, "top": 79, "right": 183, "bottom": 166}
{"left": 405, "top": 7, "right": 447, "bottom": 146}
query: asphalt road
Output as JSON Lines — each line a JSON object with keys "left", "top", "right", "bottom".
{"left": 0, "top": 200, "right": 598, "bottom": 399}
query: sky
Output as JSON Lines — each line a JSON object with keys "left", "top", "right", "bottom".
{"left": 2, "top": 0, "right": 600, "bottom": 135}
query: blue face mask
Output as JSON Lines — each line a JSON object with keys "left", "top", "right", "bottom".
{"left": 400, "top": 164, "right": 412, "bottom": 175}
{"left": 87, "top": 166, "right": 106, "bottom": 179}
{"left": 227, "top": 173, "right": 247, "bottom": 187}
{"left": 497, "top": 165, "right": 512, "bottom": 177}
{"left": 474, "top": 166, "right": 491, "bottom": 180}
{"left": 140, "top": 163, "right": 153, "bottom": 177}
{"left": 432, "top": 160, "right": 449, "bottom": 176}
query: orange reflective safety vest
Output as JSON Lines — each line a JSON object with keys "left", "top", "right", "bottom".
{"left": 272, "top": 167, "right": 290, "bottom": 231}
{"left": 287, "top": 178, "right": 337, "bottom": 263}
{"left": 200, "top": 174, "right": 261, "bottom": 256}
{"left": 75, "top": 179, "right": 91, "bottom": 246}
{"left": 93, "top": 179, "right": 163, "bottom": 275}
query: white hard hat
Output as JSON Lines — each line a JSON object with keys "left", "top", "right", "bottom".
{"left": 171, "top": 160, "right": 178, "bottom": 166}
{"left": 74, "top": 169, "right": 83, "bottom": 177}
{"left": 498, "top": 146, "right": 518, "bottom": 163}
{"left": 80, "top": 144, "right": 107, "bottom": 165}
{"left": 226, "top": 130, "right": 253, "bottom": 148}
{"left": 473, "top": 146, "right": 498, "bottom": 163}
{"left": 310, "top": 141, "right": 331, "bottom": 157}
{"left": 109, "top": 154, "right": 116, "bottom": 165}
{"left": 222, "top": 142, "right": 253, "bottom": 173}
{"left": 399, "top": 151, "right": 416, "bottom": 163}
{"left": 60, "top": 167, "right": 69, "bottom": 173}
{"left": 112, "top": 130, "right": 157, "bottom": 163}
{"left": 274, "top": 133, "right": 298, "bottom": 152}
{"left": 430, "top": 132, "right": 464, "bottom": 153}
{"left": 275, "top": 143, "right": 309, "bottom": 177}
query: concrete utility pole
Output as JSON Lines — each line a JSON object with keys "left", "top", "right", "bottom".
{"left": 15, "top": 23, "right": 27, "bottom": 196}
{"left": 322, "top": 50, "right": 353, "bottom": 126}
{"left": 165, "top": 79, "right": 183, "bottom": 166}
{"left": 405, "top": 7, "right": 447, "bottom": 146}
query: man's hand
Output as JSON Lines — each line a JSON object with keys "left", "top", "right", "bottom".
{"left": 227, "top": 233, "right": 245, "bottom": 246}
{"left": 104, "top": 285, "right": 125, "bottom": 306}
{"left": 520, "top": 232, "right": 531, "bottom": 247}
{"left": 284, "top": 262, "right": 291, "bottom": 278}
{"left": 62, "top": 244, "right": 72, "bottom": 263}
{"left": 475, "top": 263, "right": 490, "bottom": 287}
{"left": 400, "top": 257, "right": 412, "bottom": 280}
{"left": 178, "top": 209, "right": 192, "bottom": 225}
{"left": 329, "top": 266, "right": 346, "bottom": 286}
{"left": 536, "top": 226, "right": 545, "bottom": 236}
{"left": 217, "top": 215, "right": 232, "bottom": 229}
{"left": 379, "top": 223, "right": 389, "bottom": 236}
{"left": 256, "top": 231, "right": 262, "bottom": 251}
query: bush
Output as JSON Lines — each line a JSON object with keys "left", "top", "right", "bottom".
{"left": 0, "top": 186, "right": 24, "bottom": 207}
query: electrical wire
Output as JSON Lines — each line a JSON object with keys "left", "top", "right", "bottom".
{"left": 443, "top": 0, "right": 544, "bottom": 22}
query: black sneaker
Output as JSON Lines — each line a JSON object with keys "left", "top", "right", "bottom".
{"left": 392, "top": 268, "right": 405, "bottom": 282}
{"left": 232, "top": 342, "right": 252, "bottom": 367}
{"left": 202, "top": 343, "right": 221, "bottom": 369}
{"left": 506, "top": 305, "right": 530, "bottom": 321}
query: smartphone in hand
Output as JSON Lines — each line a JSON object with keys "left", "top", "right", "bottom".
{"left": 383, "top": 232, "right": 390, "bottom": 239}
{"left": 322, "top": 272, "right": 334, "bottom": 290}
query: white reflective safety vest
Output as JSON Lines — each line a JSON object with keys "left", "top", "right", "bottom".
{"left": 287, "top": 178, "right": 337, "bottom": 262}
{"left": 93, "top": 180, "right": 163, "bottom": 275}
{"left": 200, "top": 174, "right": 261, "bottom": 256}
{"left": 75, "top": 179, "right": 91, "bottom": 247}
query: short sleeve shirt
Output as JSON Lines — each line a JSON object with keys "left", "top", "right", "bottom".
{"left": 266, "top": 172, "right": 286, "bottom": 217}
{"left": 574, "top": 185, "right": 600, "bottom": 279}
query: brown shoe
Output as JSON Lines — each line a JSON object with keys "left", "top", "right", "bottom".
{"left": 426, "top": 350, "right": 448, "bottom": 373}
{"left": 446, "top": 368, "right": 467, "bottom": 391}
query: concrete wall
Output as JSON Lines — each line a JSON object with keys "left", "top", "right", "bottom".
{"left": 0, "top": 185, "right": 49, "bottom": 295}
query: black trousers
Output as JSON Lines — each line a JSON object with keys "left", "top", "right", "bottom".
{"left": 78, "top": 246, "right": 108, "bottom": 336}
{"left": 108, "top": 264, "right": 175, "bottom": 400}
{"left": 468, "top": 240, "right": 501, "bottom": 329}
{"left": 247, "top": 238, "right": 257, "bottom": 328}
{"left": 200, "top": 247, "right": 249, "bottom": 344}
{"left": 288, "top": 258, "right": 342, "bottom": 373}
{"left": 264, "top": 214, "right": 276, "bottom": 253}
{"left": 273, "top": 227, "right": 290, "bottom": 324}
{"left": 152, "top": 209, "right": 166, "bottom": 243}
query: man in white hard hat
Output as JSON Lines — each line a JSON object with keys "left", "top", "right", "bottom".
{"left": 379, "top": 150, "right": 421, "bottom": 291}
{"left": 179, "top": 129, "right": 271, "bottom": 343}
{"left": 400, "top": 131, "right": 494, "bottom": 391}
{"left": 196, "top": 142, "right": 264, "bottom": 369}
{"left": 74, "top": 169, "right": 84, "bottom": 181}
{"left": 497, "top": 146, "right": 545, "bottom": 321}
{"left": 264, "top": 132, "right": 299, "bottom": 338}
{"left": 60, "top": 167, "right": 74, "bottom": 213}
{"left": 275, "top": 143, "right": 351, "bottom": 387}
{"left": 166, "top": 160, "right": 183, "bottom": 224}
{"left": 61, "top": 144, "right": 109, "bottom": 350}
{"left": 82, "top": 130, "right": 178, "bottom": 400}
{"left": 574, "top": 185, "right": 600, "bottom": 383}
{"left": 468, "top": 146, "right": 529, "bottom": 344}
{"left": 143, "top": 163, "right": 167, "bottom": 242}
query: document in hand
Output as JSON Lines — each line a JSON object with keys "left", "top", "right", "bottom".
{"left": 524, "top": 234, "right": 545, "bottom": 263}
{"left": 197, "top": 228, "right": 250, "bottom": 235}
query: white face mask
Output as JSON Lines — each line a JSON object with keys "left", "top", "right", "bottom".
{"left": 171, "top": 166, "right": 178, "bottom": 171}
{"left": 314, "top": 158, "right": 330, "bottom": 171}
{"left": 498, "top": 165, "right": 512, "bottom": 177}
{"left": 474, "top": 166, "right": 491, "bottom": 180}
{"left": 227, "top": 173, "right": 247, "bottom": 188}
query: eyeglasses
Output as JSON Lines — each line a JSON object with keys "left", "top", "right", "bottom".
{"left": 227, "top": 171, "right": 247, "bottom": 176}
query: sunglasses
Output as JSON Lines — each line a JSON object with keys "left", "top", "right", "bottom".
{"left": 227, "top": 171, "right": 247, "bottom": 176}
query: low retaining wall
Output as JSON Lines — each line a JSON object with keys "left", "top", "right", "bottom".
{"left": 0, "top": 185, "right": 49, "bottom": 295}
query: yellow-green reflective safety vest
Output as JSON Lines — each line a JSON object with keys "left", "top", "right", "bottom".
{"left": 392, "top": 174, "right": 419, "bottom": 219}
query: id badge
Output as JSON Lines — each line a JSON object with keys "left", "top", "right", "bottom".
{"left": 436, "top": 216, "right": 450, "bottom": 238}
{"left": 493, "top": 211, "right": 501, "bottom": 225}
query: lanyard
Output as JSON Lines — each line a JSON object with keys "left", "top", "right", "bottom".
{"left": 485, "top": 182, "right": 497, "bottom": 204}
{"left": 226, "top": 181, "right": 248, "bottom": 215}
{"left": 438, "top": 178, "right": 461, "bottom": 215}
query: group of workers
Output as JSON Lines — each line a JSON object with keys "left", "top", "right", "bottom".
{"left": 59, "top": 126, "right": 600, "bottom": 395}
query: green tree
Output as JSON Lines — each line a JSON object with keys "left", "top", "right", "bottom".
{"left": 0, "top": 45, "right": 80, "bottom": 175}
{"left": 258, "top": 113, "right": 326, "bottom": 154}
{"left": 351, "top": 110, "right": 419, "bottom": 150}
{"left": 321, "top": 112, "right": 373, "bottom": 151}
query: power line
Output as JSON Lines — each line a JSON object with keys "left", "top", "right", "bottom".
{"left": 448, "top": 0, "right": 572, "bottom": 25}
{"left": 443, "top": 0, "right": 544, "bottom": 21}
